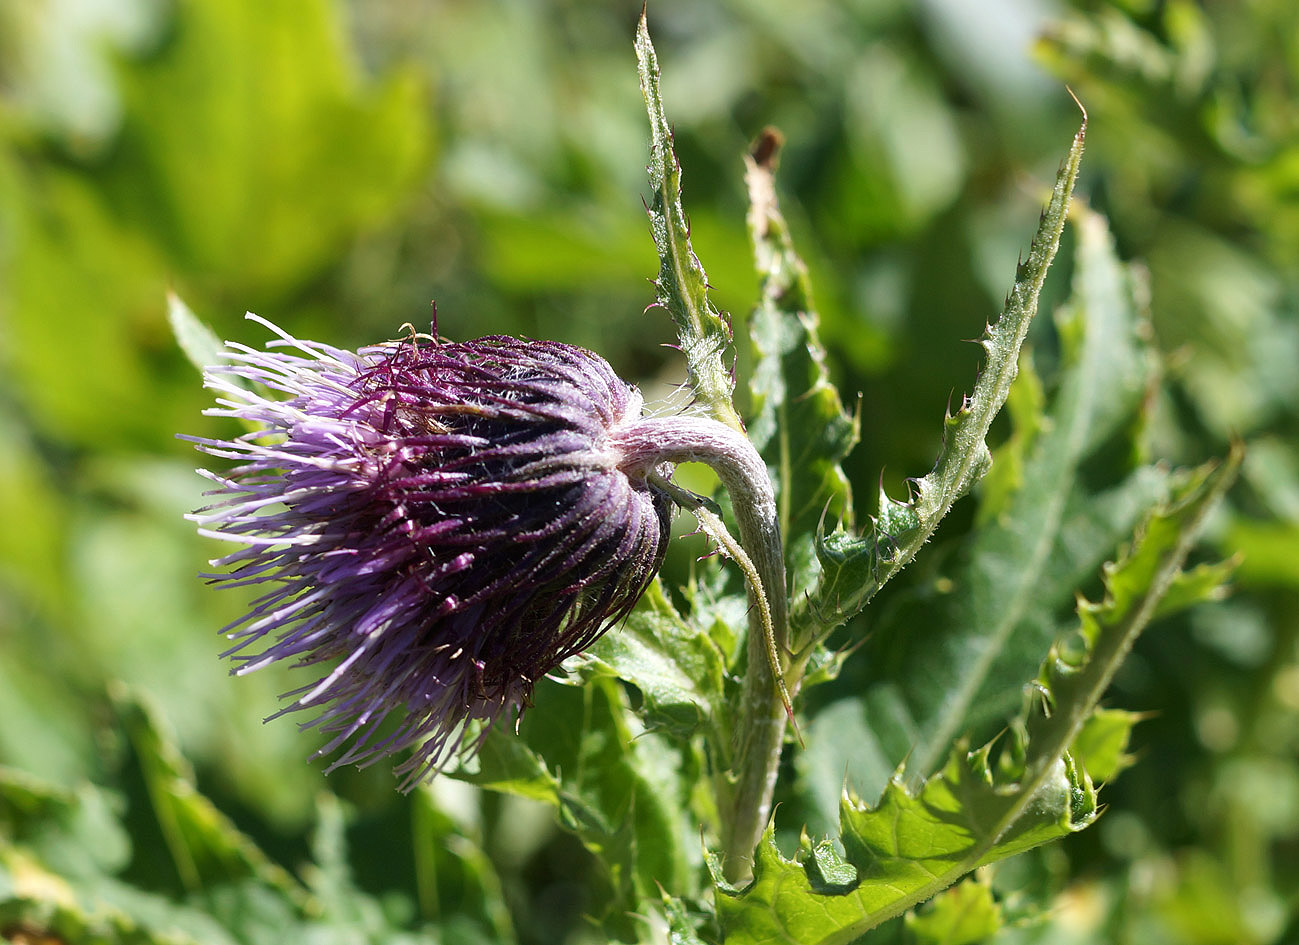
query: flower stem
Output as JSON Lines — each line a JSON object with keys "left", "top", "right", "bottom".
{"left": 612, "top": 416, "right": 789, "bottom": 881}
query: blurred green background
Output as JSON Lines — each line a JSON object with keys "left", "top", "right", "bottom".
{"left": 1, "top": 0, "right": 1296, "bottom": 942}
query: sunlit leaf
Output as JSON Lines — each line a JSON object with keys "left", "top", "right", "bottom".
{"left": 861, "top": 204, "right": 1172, "bottom": 782}
{"left": 636, "top": 11, "right": 740, "bottom": 430}
{"left": 792, "top": 117, "right": 1088, "bottom": 646}
{"left": 716, "top": 449, "right": 1238, "bottom": 945}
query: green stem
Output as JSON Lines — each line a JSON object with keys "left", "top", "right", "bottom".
{"left": 613, "top": 416, "right": 788, "bottom": 880}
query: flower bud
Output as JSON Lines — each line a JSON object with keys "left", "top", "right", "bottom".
{"left": 188, "top": 317, "right": 671, "bottom": 788}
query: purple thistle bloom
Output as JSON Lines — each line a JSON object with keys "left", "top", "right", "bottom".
{"left": 188, "top": 316, "right": 672, "bottom": 788}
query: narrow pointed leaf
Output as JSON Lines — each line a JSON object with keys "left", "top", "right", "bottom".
{"left": 636, "top": 12, "right": 740, "bottom": 429}
{"left": 793, "top": 119, "right": 1087, "bottom": 643}
{"left": 167, "top": 293, "right": 226, "bottom": 376}
{"left": 111, "top": 686, "right": 308, "bottom": 904}
{"left": 866, "top": 203, "right": 1171, "bottom": 780}
{"left": 743, "top": 130, "right": 859, "bottom": 590}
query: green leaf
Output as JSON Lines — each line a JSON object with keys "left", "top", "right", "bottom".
{"left": 410, "top": 786, "right": 518, "bottom": 945}
{"left": 0, "top": 893, "right": 212, "bottom": 945}
{"left": 579, "top": 581, "right": 728, "bottom": 740}
{"left": 0, "top": 768, "right": 130, "bottom": 880}
{"left": 109, "top": 0, "right": 432, "bottom": 297}
{"left": 715, "top": 447, "right": 1240, "bottom": 945}
{"left": 743, "top": 130, "right": 859, "bottom": 591}
{"left": 658, "top": 893, "right": 713, "bottom": 945}
{"left": 905, "top": 878, "right": 1003, "bottom": 945}
{"left": 454, "top": 678, "right": 700, "bottom": 926}
{"left": 1068, "top": 708, "right": 1140, "bottom": 784}
{"left": 717, "top": 749, "right": 1095, "bottom": 945}
{"left": 0, "top": 767, "right": 239, "bottom": 945}
{"left": 110, "top": 685, "right": 307, "bottom": 905}
{"left": 862, "top": 202, "right": 1173, "bottom": 781}
{"left": 1224, "top": 518, "right": 1299, "bottom": 587}
{"left": 4, "top": 165, "right": 180, "bottom": 448}
{"left": 793, "top": 117, "right": 1088, "bottom": 643}
{"left": 166, "top": 293, "right": 226, "bottom": 377}
{"left": 636, "top": 11, "right": 740, "bottom": 430}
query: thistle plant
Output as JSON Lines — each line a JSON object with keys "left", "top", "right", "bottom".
{"left": 162, "top": 13, "right": 1243, "bottom": 944}
{"left": 186, "top": 316, "right": 781, "bottom": 790}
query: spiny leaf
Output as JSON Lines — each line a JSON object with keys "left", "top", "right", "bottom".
{"left": 658, "top": 894, "right": 713, "bottom": 945}
{"left": 717, "top": 750, "right": 1096, "bottom": 945}
{"left": 715, "top": 447, "right": 1239, "bottom": 945}
{"left": 792, "top": 118, "right": 1087, "bottom": 646}
{"left": 636, "top": 11, "right": 741, "bottom": 430}
{"left": 743, "top": 128, "right": 859, "bottom": 591}
{"left": 865, "top": 202, "right": 1172, "bottom": 782}
{"left": 1031, "top": 446, "right": 1241, "bottom": 740}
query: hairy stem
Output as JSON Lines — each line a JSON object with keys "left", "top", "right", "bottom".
{"left": 612, "top": 416, "right": 789, "bottom": 880}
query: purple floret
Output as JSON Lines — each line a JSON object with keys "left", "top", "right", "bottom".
{"left": 188, "top": 316, "right": 670, "bottom": 788}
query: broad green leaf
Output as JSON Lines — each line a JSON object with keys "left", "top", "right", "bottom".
{"left": 0, "top": 768, "right": 130, "bottom": 880}
{"left": 792, "top": 117, "right": 1088, "bottom": 647}
{"left": 109, "top": 0, "right": 431, "bottom": 298}
{"left": 862, "top": 203, "right": 1172, "bottom": 781}
{"left": 4, "top": 165, "right": 182, "bottom": 448}
{"left": 972, "top": 350, "right": 1047, "bottom": 530}
{"left": 717, "top": 750, "right": 1096, "bottom": 945}
{"left": 0, "top": 768, "right": 236, "bottom": 945}
{"left": 410, "top": 786, "right": 518, "bottom": 945}
{"left": 715, "top": 448, "right": 1239, "bottom": 945}
{"left": 743, "top": 130, "right": 859, "bottom": 590}
{"left": 636, "top": 11, "right": 740, "bottom": 430}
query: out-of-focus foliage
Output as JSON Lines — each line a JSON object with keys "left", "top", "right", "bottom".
{"left": 0, "top": 0, "right": 1294, "bottom": 943}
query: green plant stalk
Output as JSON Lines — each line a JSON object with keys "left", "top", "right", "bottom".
{"left": 614, "top": 416, "right": 790, "bottom": 882}
{"left": 635, "top": 13, "right": 794, "bottom": 881}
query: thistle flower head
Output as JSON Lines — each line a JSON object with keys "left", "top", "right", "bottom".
{"left": 189, "top": 316, "right": 671, "bottom": 788}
